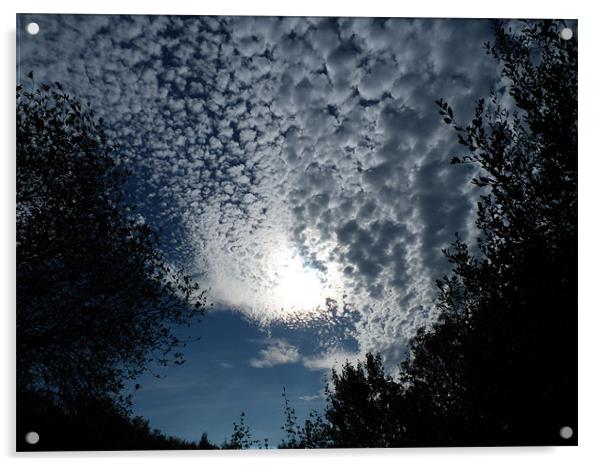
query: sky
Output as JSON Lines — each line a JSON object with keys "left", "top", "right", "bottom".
{"left": 17, "top": 14, "right": 503, "bottom": 444}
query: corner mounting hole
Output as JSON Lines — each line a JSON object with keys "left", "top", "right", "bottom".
{"left": 26, "top": 22, "right": 40, "bottom": 35}
{"left": 25, "top": 431, "right": 40, "bottom": 445}
{"left": 559, "top": 426, "right": 573, "bottom": 439}
{"left": 560, "top": 28, "right": 573, "bottom": 41}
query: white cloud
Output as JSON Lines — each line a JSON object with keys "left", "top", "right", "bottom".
{"left": 302, "top": 348, "right": 362, "bottom": 372}
{"left": 249, "top": 339, "right": 301, "bottom": 368}
{"left": 249, "top": 339, "right": 362, "bottom": 374}
{"left": 298, "top": 393, "right": 324, "bottom": 402}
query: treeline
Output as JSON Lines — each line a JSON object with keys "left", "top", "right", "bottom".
{"left": 16, "top": 19, "right": 576, "bottom": 450}
{"left": 18, "top": 390, "right": 258, "bottom": 450}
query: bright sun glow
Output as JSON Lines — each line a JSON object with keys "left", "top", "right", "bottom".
{"left": 196, "top": 230, "right": 345, "bottom": 324}
{"left": 265, "top": 248, "right": 336, "bottom": 316}
{"left": 274, "top": 254, "right": 323, "bottom": 311}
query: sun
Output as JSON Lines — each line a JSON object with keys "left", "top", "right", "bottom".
{"left": 274, "top": 254, "right": 324, "bottom": 311}
{"left": 267, "top": 248, "right": 330, "bottom": 315}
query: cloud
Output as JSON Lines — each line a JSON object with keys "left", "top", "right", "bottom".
{"left": 298, "top": 393, "right": 325, "bottom": 402}
{"left": 249, "top": 339, "right": 301, "bottom": 368}
{"left": 302, "top": 348, "right": 361, "bottom": 371}
{"left": 17, "top": 15, "right": 499, "bottom": 369}
{"left": 249, "top": 338, "right": 360, "bottom": 374}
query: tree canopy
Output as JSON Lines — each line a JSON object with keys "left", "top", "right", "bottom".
{"left": 17, "top": 80, "right": 206, "bottom": 426}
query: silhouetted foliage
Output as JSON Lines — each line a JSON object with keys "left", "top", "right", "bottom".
{"left": 279, "top": 388, "right": 301, "bottom": 448}
{"left": 198, "top": 432, "right": 219, "bottom": 450}
{"left": 278, "top": 388, "right": 330, "bottom": 449}
{"left": 322, "top": 354, "right": 403, "bottom": 447}
{"left": 221, "top": 412, "right": 268, "bottom": 449}
{"left": 17, "top": 391, "right": 205, "bottom": 451}
{"left": 289, "top": 19, "right": 577, "bottom": 447}
{"left": 16, "top": 80, "right": 206, "bottom": 449}
{"left": 424, "top": 18, "right": 577, "bottom": 446}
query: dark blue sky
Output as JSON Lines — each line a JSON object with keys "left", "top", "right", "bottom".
{"left": 17, "top": 14, "right": 513, "bottom": 445}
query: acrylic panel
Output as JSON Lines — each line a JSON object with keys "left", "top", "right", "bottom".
{"left": 16, "top": 14, "right": 577, "bottom": 451}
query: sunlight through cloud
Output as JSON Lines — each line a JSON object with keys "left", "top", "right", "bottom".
{"left": 269, "top": 249, "right": 327, "bottom": 313}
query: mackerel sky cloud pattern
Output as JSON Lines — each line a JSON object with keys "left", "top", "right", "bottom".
{"left": 18, "top": 15, "right": 499, "bottom": 367}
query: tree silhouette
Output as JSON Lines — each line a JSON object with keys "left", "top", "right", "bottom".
{"left": 221, "top": 412, "right": 264, "bottom": 449}
{"left": 289, "top": 19, "right": 577, "bottom": 447}
{"left": 17, "top": 389, "right": 205, "bottom": 451}
{"left": 279, "top": 388, "right": 302, "bottom": 448}
{"left": 321, "top": 354, "right": 403, "bottom": 448}
{"left": 279, "top": 389, "right": 331, "bottom": 449}
{"left": 423, "top": 18, "right": 577, "bottom": 446}
{"left": 17, "top": 81, "right": 206, "bottom": 448}
{"left": 198, "top": 432, "right": 219, "bottom": 450}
